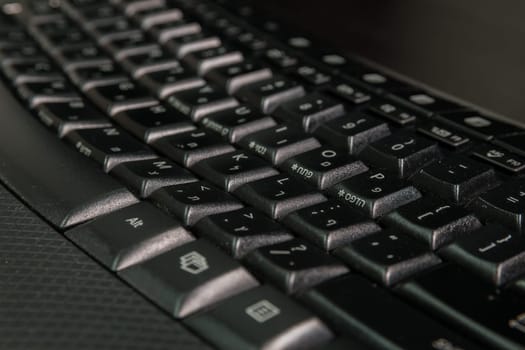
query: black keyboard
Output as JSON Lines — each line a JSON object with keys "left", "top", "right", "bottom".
{"left": 3, "top": 0, "right": 525, "bottom": 349}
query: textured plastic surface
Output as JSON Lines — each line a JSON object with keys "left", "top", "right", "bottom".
{"left": 0, "top": 184, "right": 210, "bottom": 350}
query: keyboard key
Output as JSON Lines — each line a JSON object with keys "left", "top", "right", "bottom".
{"left": 234, "top": 174, "right": 326, "bottom": 219}
{"left": 36, "top": 99, "right": 111, "bottom": 137}
{"left": 139, "top": 8, "right": 183, "bottom": 29}
{"left": 398, "top": 264, "right": 525, "bottom": 349}
{"left": 85, "top": 79, "right": 157, "bottom": 116}
{"left": 237, "top": 76, "right": 305, "bottom": 114}
{"left": 67, "top": 60, "right": 127, "bottom": 90}
{"left": 367, "top": 99, "right": 421, "bottom": 126}
{"left": 361, "top": 132, "right": 441, "bottom": 178}
{"left": 335, "top": 231, "right": 440, "bottom": 285}
{"left": 114, "top": 103, "right": 195, "bottom": 143}
{"left": 292, "top": 63, "right": 332, "bottom": 86}
{"left": 474, "top": 180, "right": 525, "bottom": 232}
{"left": 394, "top": 91, "right": 466, "bottom": 115}
{"left": 201, "top": 105, "right": 276, "bottom": 143}
{"left": 165, "top": 32, "right": 221, "bottom": 58}
{"left": 329, "top": 80, "right": 372, "bottom": 105}
{"left": 17, "top": 79, "right": 79, "bottom": 107}
{"left": 66, "top": 126, "right": 156, "bottom": 171}
{"left": 66, "top": 202, "right": 193, "bottom": 270}
{"left": 441, "top": 225, "right": 525, "bottom": 285}
{"left": 110, "top": 157, "right": 197, "bottom": 198}
{"left": 283, "top": 199, "right": 380, "bottom": 250}
{"left": 153, "top": 128, "right": 235, "bottom": 167}
{"left": 185, "top": 285, "right": 333, "bottom": 349}
{"left": 54, "top": 43, "right": 110, "bottom": 68}
{"left": 413, "top": 156, "right": 498, "bottom": 203}
{"left": 383, "top": 197, "right": 481, "bottom": 249}
{"left": 239, "top": 124, "right": 321, "bottom": 165}
{"left": 120, "top": 239, "right": 258, "bottom": 318}
{"left": 152, "top": 20, "right": 202, "bottom": 43}
{"left": 438, "top": 111, "right": 518, "bottom": 140}
{"left": 3, "top": 59, "right": 62, "bottom": 84}
{"left": 205, "top": 60, "right": 272, "bottom": 94}
{"left": 139, "top": 64, "right": 205, "bottom": 98}
{"left": 264, "top": 46, "right": 298, "bottom": 68}
{"left": 471, "top": 143, "right": 525, "bottom": 173}
{"left": 121, "top": 47, "right": 180, "bottom": 77}
{"left": 417, "top": 122, "right": 471, "bottom": 149}
{"left": 0, "top": 44, "right": 43, "bottom": 63}
{"left": 274, "top": 92, "right": 345, "bottom": 132}
{"left": 194, "top": 207, "right": 292, "bottom": 258}
{"left": 331, "top": 170, "right": 422, "bottom": 218}
{"left": 151, "top": 181, "right": 243, "bottom": 225}
{"left": 182, "top": 45, "right": 243, "bottom": 74}
{"left": 303, "top": 274, "right": 483, "bottom": 350}
{"left": 192, "top": 150, "right": 278, "bottom": 191}
{"left": 166, "top": 83, "right": 239, "bottom": 122}
{"left": 282, "top": 146, "right": 368, "bottom": 190}
{"left": 245, "top": 239, "right": 348, "bottom": 293}
{"left": 315, "top": 112, "right": 390, "bottom": 155}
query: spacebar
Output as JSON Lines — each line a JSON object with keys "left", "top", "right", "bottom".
{"left": 0, "top": 82, "right": 137, "bottom": 229}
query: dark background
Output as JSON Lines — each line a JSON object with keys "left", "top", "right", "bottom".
{"left": 257, "top": 0, "right": 525, "bottom": 123}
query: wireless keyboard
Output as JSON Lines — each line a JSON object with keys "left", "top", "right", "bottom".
{"left": 2, "top": 0, "right": 525, "bottom": 349}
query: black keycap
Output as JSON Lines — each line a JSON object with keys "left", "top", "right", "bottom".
{"left": 283, "top": 199, "right": 380, "bottom": 251}
{"left": 36, "top": 99, "right": 111, "bottom": 137}
{"left": 194, "top": 207, "right": 293, "bottom": 258}
{"left": 139, "top": 63, "right": 205, "bottom": 98}
{"left": 440, "top": 225, "right": 525, "bottom": 285}
{"left": 166, "top": 84, "right": 239, "bottom": 122}
{"left": 237, "top": 76, "right": 305, "bottom": 114}
{"left": 139, "top": 8, "right": 183, "bottom": 29}
{"left": 331, "top": 170, "right": 422, "bottom": 218}
{"left": 85, "top": 79, "right": 157, "bottom": 116}
{"left": 303, "top": 274, "right": 483, "bottom": 350}
{"left": 282, "top": 146, "right": 368, "bottom": 190}
{"left": 234, "top": 174, "right": 326, "bottom": 219}
{"left": 239, "top": 124, "right": 321, "bottom": 165}
{"left": 66, "top": 126, "right": 156, "bottom": 171}
{"left": 495, "top": 133, "right": 525, "bottom": 158}
{"left": 114, "top": 103, "right": 195, "bottom": 143}
{"left": 192, "top": 150, "right": 278, "bottom": 192}
{"left": 151, "top": 181, "right": 243, "bottom": 225}
{"left": 292, "top": 63, "right": 332, "bottom": 86}
{"left": 120, "top": 239, "right": 257, "bottom": 318}
{"left": 383, "top": 197, "right": 482, "bottom": 250}
{"left": 245, "top": 239, "right": 348, "bottom": 293}
{"left": 0, "top": 44, "right": 43, "bottom": 63}
{"left": 17, "top": 79, "right": 79, "bottom": 108}
{"left": 110, "top": 157, "right": 197, "bottom": 198}
{"left": 53, "top": 43, "right": 109, "bottom": 68}
{"left": 165, "top": 32, "right": 221, "bottom": 58}
{"left": 315, "top": 112, "right": 390, "bottom": 155}
{"left": 66, "top": 202, "right": 193, "bottom": 270}
{"left": 85, "top": 16, "right": 135, "bottom": 37}
{"left": 398, "top": 264, "right": 525, "bottom": 349}
{"left": 121, "top": 47, "right": 180, "bottom": 77}
{"left": 394, "top": 91, "right": 466, "bottom": 115}
{"left": 153, "top": 128, "right": 235, "bottom": 167}
{"left": 335, "top": 231, "right": 440, "bottom": 285}
{"left": 471, "top": 143, "right": 525, "bottom": 173}
{"left": 200, "top": 105, "right": 276, "bottom": 143}
{"left": 205, "top": 60, "right": 272, "bottom": 94}
{"left": 413, "top": 156, "right": 498, "bottom": 203}
{"left": 367, "top": 98, "right": 421, "bottom": 125}
{"left": 102, "top": 31, "right": 160, "bottom": 60}
{"left": 329, "top": 80, "right": 372, "bottom": 105}
{"left": 182, "top": 45, "right": 243, "bottom": 74}
{"left": 67, "top": 60, "right": 126, "bottom": 90}
{"left": 185, "top": 285, "right": 333, "bottom": 350}
{"left": 41, "top": 28, "right": 90, "bottom": 49}
{"left": 274, "top": 93, "right": 345, "bottom": 132}
{"left": 474, "top": 180, "right": 525, "bottom": 232}
{"left": 3, "top": 59, "right": 61, "bottom": 84}
{"left": 361, "top": 132, "right": 441, "bottom": 178}
{"left": 235, "top": 30, "right": 268, "bottom": 51}
{"left": 264, "top": 46, "right": 298, "bottom": 68}
{"left": 418, "top": 122, "right": 471, "bottom": 148}
{"left": 438, "top": 111, "right": 518, "bottom": 141}
{"left": 152, "top": 20, "right": 202, "bottom": 43}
